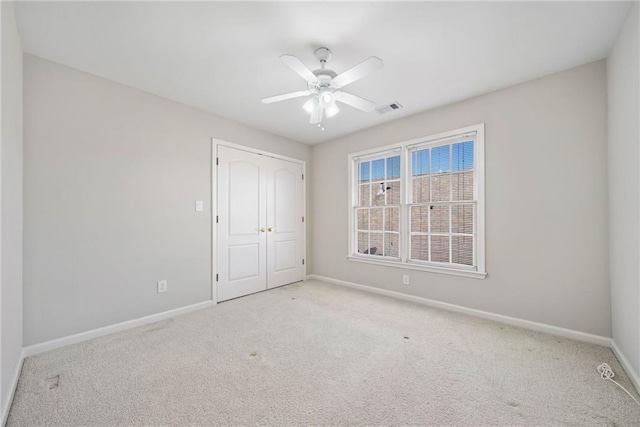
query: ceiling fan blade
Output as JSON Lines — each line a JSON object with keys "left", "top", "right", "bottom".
{"left": 261, "top": 90, "right": 312, "bottom": 104}
{"left": 332, "top": 56, "right": 383, "bottom": 88}
{"left": 309, "top": 105, "right": 324, "bottom": 124}
{"left": 280, "top": 55, "right": 318, "bottom": 83}
{"left": 334, "top": 91, "right": 377, "bottom": 112}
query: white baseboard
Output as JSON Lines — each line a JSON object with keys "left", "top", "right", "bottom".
{"left": 306, "top": 274, "right": 612, "bottom": 347}
{"left": 611, "top": 340, "right": 640, "bottom": 394}
{"left": 23, "top": 300, "right": 213, "bottom": 358}
{"left": 1, "top": 348, "right": 25, "bottom": 427}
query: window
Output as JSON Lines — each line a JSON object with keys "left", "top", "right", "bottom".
{"left": 348, "top": 124, "right": 486, "bottom": 279}
{"left": 355, "top": 151, "right": 401, "bottom": 258}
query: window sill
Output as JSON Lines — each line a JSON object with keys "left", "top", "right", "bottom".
{"left": 346, "top": 256, "right": 487, "bottom": 279}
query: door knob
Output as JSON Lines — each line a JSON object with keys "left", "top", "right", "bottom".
{"left": 268, "top": 227, "right": 275, "bottom": 232}
{"left": 259, "top": 227, "right": 266, "bottom": 233}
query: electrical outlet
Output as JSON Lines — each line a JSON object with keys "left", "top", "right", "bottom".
{"left": 402, "top": 275, "right": 410, "bottom": 285}
{"left": 157, "top": 280, "right": 167, "bottom": 293}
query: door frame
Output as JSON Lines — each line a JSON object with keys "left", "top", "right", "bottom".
{"left": 211, "top": 138, "right": 306, "bottom": 304}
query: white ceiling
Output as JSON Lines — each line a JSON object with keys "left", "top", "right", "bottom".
{"left": 15, "top": 1, "right": 631, "bottom": 145}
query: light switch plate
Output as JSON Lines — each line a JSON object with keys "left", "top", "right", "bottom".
{"left": 195, "top": 200, "right": 204, "bottom": 212}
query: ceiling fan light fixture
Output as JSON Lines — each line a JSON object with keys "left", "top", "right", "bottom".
{"left": 322, "top": 91, "right": 334, "bottom": 105}
{"left": 302, "top": 97, "right": 317, "bottom": 113}
{"left": 325, "top": 102, "right": 339, "bottom": 118}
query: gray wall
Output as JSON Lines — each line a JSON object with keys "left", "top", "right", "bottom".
{"left": 310, "top": 61, "right": 610, "bottom": 337}
{"left": 23, "top": 55, "right": 311, "bottom": 346}
{"left": 1, "top": 0, "right": 24, "bottom": 418}
{"left": 608, "top": 3, "right": 640, "bottom": 377}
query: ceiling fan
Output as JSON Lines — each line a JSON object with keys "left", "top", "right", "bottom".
{"left": 261, "top": 47, "right": 383, "bottom": 127}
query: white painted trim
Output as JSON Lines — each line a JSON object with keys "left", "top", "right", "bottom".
{"left": 23, "top": 301, "right": 213, "bottom": 358}
{"left": 346, "top": 256, "right": 487, "bottom": 279}
{"left": 211, "top": 139, "right": 218, "bottom": 305}
{"left": 307, "top": 274, "right": 611, "bottom": 347}
{"left": 1, "top": 349, "right": 25, "bottom": 427}
{"left": 212, "top": 138, "right": 305, "bottom": 166}
{"left": 611, "top": 340, "right": 640, "bottom": 394}
{"left": 302, "top": 160, "right": 307, "bottom": 279}
{"left": 475, "top": 124, "right": 486, "bottom": 274}
{"left": 346, "top": 124, "right": 484, "bottom": 160}
{"left": 211, "top": 138, "right": 307, "bottom": 304}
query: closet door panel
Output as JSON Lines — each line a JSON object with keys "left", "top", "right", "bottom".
{"left": 267, "top": 157, "right": 304, "bottom": 289}
{"left": 217, "top": 146, "right": 267, "bottom": 302}
{"left": 274, "top": 169, "right": 297, "bottom": 232}
{"left": 274, "top": 240, "right": 297, "bottom": 272}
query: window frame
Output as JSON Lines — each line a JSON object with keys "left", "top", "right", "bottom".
{"left": 353, "top": 148, "right": 403, "bottom": 261}
{"left": 347, "top": 123, "right": 486, "bottom": 279}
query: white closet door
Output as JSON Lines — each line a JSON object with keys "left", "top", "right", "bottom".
{"left": 217, "top": 146, "right": 267, "bottom": 302}
{"left": 266, "top": 157, "right": 304, "bottom": 289}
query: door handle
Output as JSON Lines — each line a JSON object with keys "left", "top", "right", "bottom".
{"left": 259, "top": 227, "right": 266, "bottom": 233}
{"left": 267, "top": 227, "right": 275, "bottom": 232}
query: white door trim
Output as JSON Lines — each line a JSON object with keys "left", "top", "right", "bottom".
{"left": 211, "top": 138, "right": 306, "bottom": 304}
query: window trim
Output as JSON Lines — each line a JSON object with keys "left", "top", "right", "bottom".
{"left": 347, "top": 123, "right": 486, "bottom": 279}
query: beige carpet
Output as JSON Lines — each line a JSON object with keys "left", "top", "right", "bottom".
{"left": 7, "top": 279, "right": 640, "bottom": 426}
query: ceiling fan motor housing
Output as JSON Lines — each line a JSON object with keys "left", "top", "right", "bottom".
{"left": 308, "top": 70, "right": 337, "bottom": 93}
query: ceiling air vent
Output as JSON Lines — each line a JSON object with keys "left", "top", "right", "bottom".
{"left": 375, "top": 102, "right": 403, "bottom": 115}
